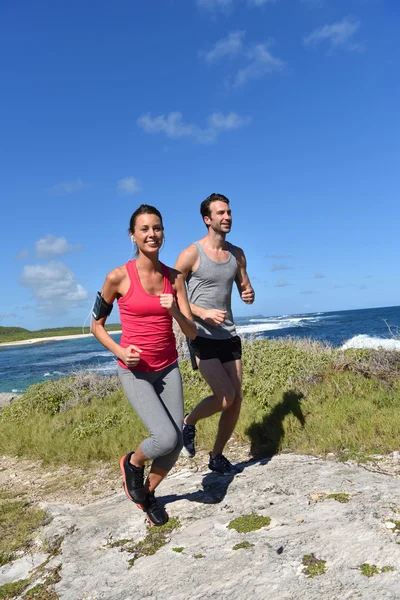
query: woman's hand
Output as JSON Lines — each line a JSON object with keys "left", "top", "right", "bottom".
{"left": 159, "top": 293, "right": 178, "bottom": 316}
{"left": 118, "top": 345, "right": 142, "bottom": 368}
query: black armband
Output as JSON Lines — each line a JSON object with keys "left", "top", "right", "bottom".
{"left": 91, "top": 291, "right": 113, "bottom": 320}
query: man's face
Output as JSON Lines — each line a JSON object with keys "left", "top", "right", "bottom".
{"left": 205, "top": 201, "right": 232, "bottom": 234}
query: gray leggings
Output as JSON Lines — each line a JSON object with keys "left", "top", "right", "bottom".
{"left": 118, "top": 361, "right": 184, "bottom": 472}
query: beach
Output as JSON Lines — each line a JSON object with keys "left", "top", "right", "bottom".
{"left": 0, "top": 331, "right": 122, "bottom": 348}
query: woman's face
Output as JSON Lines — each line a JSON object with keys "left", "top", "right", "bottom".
{"left": 132, "top": 213, "right": 164, "bottom": 255}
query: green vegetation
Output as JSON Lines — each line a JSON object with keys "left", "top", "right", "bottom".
{"left": 228, "top": 513, "right": 271, "bottom": 533}
{"left": 118, "top": 518, "right": 181, "bottom": 566}
{"left": 360, "top": 563, "right": 381, "bottom": 577}
{"left": 172, "top": 547, "right": 184, "bottom": 553}
{"left": 326, "top": 493, "right": 351, "bottom": 503}
{"left": 0, "top": 340, "right": 400, "bottom": 466}
{"left": 302, "top": 554, "right": 327, "bottom": 578}
{"left": 194, "top": 553, "right": 204, "bottom": 559}
{"left": 0, "top": 324, "right": 121, "bottom": 344}
{"left": 360, "top": 563, "right": 395, "bottom": 577}
{"left": 0, "top": 500, "right": 47, "bottom": 567}
{"left": 0, "top": 579, "right": 29, "bottom": 599}
{"left": 20, "top": 564, "right": 62, "bottom": 600}
{"left": 233, "top": 541, "right": 254, "bottom": 550}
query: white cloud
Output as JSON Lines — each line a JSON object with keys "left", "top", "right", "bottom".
{"left": 137, "top": 111, "right": 251, "bottom": 144}
{"left": 201, "top": 31, "right": 245, "bottom": 63}
{"left": 265, "top": 253, "right": 293, "bottom": 259}
{"left": 48, "top": 178, "right": 88, "bottom": 195}
{"left": 117, "top": 177, "right": 141, "bottom": 195}
{"left": 197, "top": 0, "right": 232, "bottom": 10}
{"left": 0, "top": 312, "right": 17, "bottom": 322}
{"left": 275, "top": 279, "right": 289, "bottom": 287}
{"left": 300, "top": 290, "right": 315, "bottom": 294}
{"left": 200, "top": 32, "right": 284, "bottom": 87}
{"left": 272, "top": 264, "right": 291, "bottom": 271}
{"left": 14, "top": 249, "right": 30, "bottom": 261}
{"left": 234, "top": 42, "right": 285, "bottom": 87}
{"left": 304, "top": 17, "right": 362, "bottom": 52}
{"left": 20, "top": 261, "right": 89, "bottom": 314}
{"left": 35, "top": 235, "right": 80, "bottom": 259}
{"left": 314, "top": 272, "right": 325, "bottom": 279}
{"left": 248, "top": 0, "right": 276, "bottom": 5}
{"left": 198, "top": 0, "right": 277, "bottom": 10}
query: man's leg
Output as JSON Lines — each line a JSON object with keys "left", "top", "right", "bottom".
{"left": 184, "top": 358, "right": 236, "bottom": 425}
{"left": 212, "top": 359, "right": 242, "bottom": 457}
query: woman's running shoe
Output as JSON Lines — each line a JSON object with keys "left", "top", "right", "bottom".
{"left": 120, "top": 452, "right": 146, "bottom": 504}
{"left": 139, "top": 492, "right": 169, "bottom": 526}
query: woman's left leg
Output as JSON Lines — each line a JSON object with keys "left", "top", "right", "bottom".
{"left": 145, "top": 362, "right": 184, "bottom": 494}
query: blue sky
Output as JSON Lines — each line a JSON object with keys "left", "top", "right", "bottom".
{"left": 1, "top": 0, "right": 399, "bottom": 330}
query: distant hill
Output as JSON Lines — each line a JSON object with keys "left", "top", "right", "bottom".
{"left": 0, "top": 324, "right": 121, "bottom": 343}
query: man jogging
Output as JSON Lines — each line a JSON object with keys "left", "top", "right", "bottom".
{"left": 175, "top": 193, "right": 254, "bottom": 474}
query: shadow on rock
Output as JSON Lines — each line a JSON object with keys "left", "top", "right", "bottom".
{"left": 246, "top": 390, "right": 305, "bottom": 459}
{"left": 161, "top": 471, "right": 236, "bottom": 507}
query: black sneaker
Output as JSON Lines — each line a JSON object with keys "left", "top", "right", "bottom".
{"left": 120, "top": 452, "right": 145, "bottom": 504}
{"left": 140, "top": 492, "right": 169, "bottom": 527}
{"left": 182, "top": 417, "right": 196, "bottom": 458}
{"left": 208, "top": 453, "right": 239, "bottom": 475}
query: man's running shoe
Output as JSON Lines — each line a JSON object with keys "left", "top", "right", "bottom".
{"left": 208, "top": 452, "right": 239, "bottom": 475}
{"left": 120, "top": 452, "right": 145, "bottom": 504}
{"left": 182, "top": 417, "right": 196, "bottom": 458}
{"left": 139, "top": 492, "right": 169, "bottom": 527}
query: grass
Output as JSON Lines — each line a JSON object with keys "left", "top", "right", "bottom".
{"left": 228, "top": 513, "right": 271, "bottom": 533}
{"left": 302, "top": 554, "right": 327, "bottom": 578}
{"left": 0, "top": 579, "right": 30, "bottom": 599}
{"left": 111, "top": 518, "right": 181, "bottom": 567}
{"left": 360, "top": 563, "right": 381, "bottom": 577}
{"left": 0, "top": 339, "right": 399, "bottom": 467}
{"left": 0, "top": 500, "right": 48, "bottom": 566}
{"left": 360, "top": 563, "right": 395, "bottom": 577}
{"left": 232, "top": 541, "right": 254, "bottom": 550}
{"left": 326, "top": 493, "right": 351, "bottom": 503}
{"left": 0, "top": 564, "right": 62, "bottom": 600}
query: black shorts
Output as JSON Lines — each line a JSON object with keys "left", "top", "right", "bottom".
{"left": 188, "top": 335, "right": 242, "bottom": 370}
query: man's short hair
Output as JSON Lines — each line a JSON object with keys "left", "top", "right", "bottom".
{"left": 200, "top": 193, "right": 230, "bottom": 221}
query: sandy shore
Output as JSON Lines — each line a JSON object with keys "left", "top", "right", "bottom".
{"left": 0, "top": 331, "right": 122, "bottom": 348}
{"left": 0, "top": 392, "right": 21, "bottom": 407}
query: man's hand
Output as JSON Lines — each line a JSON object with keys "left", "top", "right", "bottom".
{"left": 119, "top": 345, "right": 142, "bottom": 367}
{"left": 160, "top": 293, "right": 178, "bottom": 316}
{"left": 203, "top": 308, "right": 227, "bottom": 326}
{"left": 240, "top": 282, "right": 255, "bottom": 304}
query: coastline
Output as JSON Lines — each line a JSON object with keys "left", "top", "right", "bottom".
{"left": 0, "top": 331, "right": 122, "bottom": 348}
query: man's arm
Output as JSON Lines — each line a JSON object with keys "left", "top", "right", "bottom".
{"left": 174, "top": 244, "right": 227, "bottom": 326}
{"left": 234, "top": 247, "right": 255, "bottom": 305}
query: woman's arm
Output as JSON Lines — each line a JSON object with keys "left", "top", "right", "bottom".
{"left": 90, "top": 268, "right": 142, "bottom": 368}
{"left": 160, "top": 272, "right": 197, "bottom": 340}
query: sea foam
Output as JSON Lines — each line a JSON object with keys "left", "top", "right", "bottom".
{"left": 341, "top": 334, "right": 400, "bottom": 351}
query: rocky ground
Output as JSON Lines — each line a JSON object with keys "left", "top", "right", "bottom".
{"left": 0, "top": 392, "right": 21, "bottom": 409}
{"left": 1, "top": 451, "right": 400, "bottom": 600}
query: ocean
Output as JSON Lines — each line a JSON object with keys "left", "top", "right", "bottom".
{"left": 1, "top": 305, "right": 399, "bottom": 394}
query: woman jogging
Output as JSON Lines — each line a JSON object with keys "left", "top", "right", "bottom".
{"left": 91, "top": 204, "right": 197, "bottom": 526}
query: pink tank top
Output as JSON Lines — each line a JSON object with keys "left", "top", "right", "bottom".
{"left": 117, "top": 261, "right": 178, "bottom": 372}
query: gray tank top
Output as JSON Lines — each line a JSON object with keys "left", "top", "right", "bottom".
{"left": 187, "top": 242, "right": 237, "bottom": 339}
